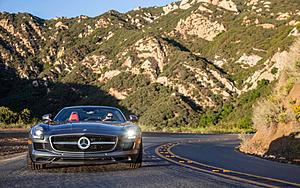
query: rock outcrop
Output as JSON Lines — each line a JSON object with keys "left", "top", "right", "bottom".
{"left": 176, "top": 14, "right": 226, "bottom": 41}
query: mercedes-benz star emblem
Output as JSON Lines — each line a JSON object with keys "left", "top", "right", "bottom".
{"left": 77, "top": 136, "right": 90, "bottom": 150}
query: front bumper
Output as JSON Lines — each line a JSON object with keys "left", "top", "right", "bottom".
{"left": 28, "top": 136, "right": 142, "bottom": 165}
{"left": 30, "top": 149, "right": 139, "bottom": 165}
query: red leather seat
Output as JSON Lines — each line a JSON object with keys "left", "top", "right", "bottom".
{"left": 69, "top": 112, "right": 79, "bottom": 122}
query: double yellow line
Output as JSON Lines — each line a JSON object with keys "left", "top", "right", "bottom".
{"left": 155, "top": 142, "right": 300, "bottom": 188}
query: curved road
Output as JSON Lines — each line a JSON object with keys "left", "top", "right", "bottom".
{"left": 0, "top": 133, "right": 299, "bottom": 188}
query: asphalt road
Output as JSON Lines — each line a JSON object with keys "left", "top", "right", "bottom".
{"left": 0, "top": 133, "right": 299, "bottom": 188}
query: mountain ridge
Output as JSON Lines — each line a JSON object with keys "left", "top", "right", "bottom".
{"left": 1, "top": 0, "right": 300, "bottom": 131}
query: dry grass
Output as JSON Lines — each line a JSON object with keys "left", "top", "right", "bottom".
{"left": 252, "top": 100, "right": 283, "bottom": 131}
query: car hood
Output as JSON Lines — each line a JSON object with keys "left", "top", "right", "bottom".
{"left": 47, "top": 122, "right": 130, "bottom": 135}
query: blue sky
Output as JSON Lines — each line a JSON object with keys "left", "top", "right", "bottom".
{"left": 0, "top": 0, "right": 177, "bottom": 19}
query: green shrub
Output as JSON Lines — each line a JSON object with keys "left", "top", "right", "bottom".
{"left": 0, "top": 107, "right": 18, "bottom": 124}
{"left": 104, "top": 72, "right": 151, "bottom": 92}
{"left": 0, "top": 106, "right": 33, "bottom": 125}
{"left": 18, "top": 108, "right": 33, "bottom": 124}
{"left": 217, "top": 79, "right": 272, "bottom": 131}
{"left": 199, "top": 110, "right": 219, "bottom": 127}
{"left": 284, "top": 80, "right": 295, "bottom": 95}
{"left": 271, "top": 67, "right": 278, "bottom": 75}
{"left": 198, "top": 104, "right": 234, "bottom": 127}
{"left": 238, "top": 117, "right": 252, "bottom": 129}
{"left": 121, "top": 84, "right": 172, "bottom": 115}
{"left": 239, "top": 79, "right": 270, "bottom": 105}
{"left": 296, "top": 60, "right": 300, "bottom": 69}
{"left": 139, "top": 95, "right": 197, "bottom": 130}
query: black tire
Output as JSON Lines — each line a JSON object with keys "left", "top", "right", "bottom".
{"left": 129, "top": 140, "right": 143, "bottom": 169}
{"left": 27, "top": 153, "right": 45, "bottom": 170}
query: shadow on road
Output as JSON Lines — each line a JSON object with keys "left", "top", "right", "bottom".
{"left": 40, "top": 163, "right": 135, "bottom": 173}
{"left": 33, "top": 159, "right": 171, "bottom": 173}
{"left": 266, "top": 132, "right": 300, "bottom": 161}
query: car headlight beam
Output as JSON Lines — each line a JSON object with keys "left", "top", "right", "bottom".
{"left": 126, "top": 129, "right": 137, "bottom": 139}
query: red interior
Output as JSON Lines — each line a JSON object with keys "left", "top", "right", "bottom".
{"left": 69, "top": 112, "right": 79, "bottom": 122}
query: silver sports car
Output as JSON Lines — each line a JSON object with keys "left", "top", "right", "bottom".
{"left": 27, "top": 106, "right": 142, "bottom": 170}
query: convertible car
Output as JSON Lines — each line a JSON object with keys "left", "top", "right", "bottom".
{"left": 27, "top": 106, "right": 142, "bottom": 170}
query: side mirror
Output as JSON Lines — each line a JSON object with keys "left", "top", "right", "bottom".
{"left": 42, "top": 114, "right": 52, "bottom": 123}
{"left": 129, "top": 115, "right": 139, "bottom": 122}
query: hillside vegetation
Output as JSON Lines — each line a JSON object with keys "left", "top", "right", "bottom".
{"left": 1, "top": 0, "right": 300, "bottom": 132}
{"left": 240, "top": 40, "right": 300, "bottom": 161}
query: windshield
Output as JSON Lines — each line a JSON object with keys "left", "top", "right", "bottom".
{"left": 53, "top": 107, "right": 126, "bottom": 123}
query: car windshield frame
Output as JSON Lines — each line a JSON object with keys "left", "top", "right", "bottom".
{"left": 53, "top": 107, "right": 127, "bottom": 123}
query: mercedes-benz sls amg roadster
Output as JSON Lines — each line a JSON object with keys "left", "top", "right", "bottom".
{"left": 27, "top": 106, "right": 142, "bottom": 170}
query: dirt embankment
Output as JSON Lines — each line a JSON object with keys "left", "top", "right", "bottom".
{"left": 0, "top": 129, "right": 28, "bottom": 159}
{"left": 240, "top": 123, "right": 300, "bottom": 162}
{"left": 240, "top": 83, "right": 300, "bottom": 163}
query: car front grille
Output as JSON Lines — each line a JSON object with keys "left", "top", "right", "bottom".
{"left": 50, "top": 134, "right": 117, "bottom": 153}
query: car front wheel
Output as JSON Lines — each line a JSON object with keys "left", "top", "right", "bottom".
{"left": 27, "top": 153, "right": 45, "bottom": 170}
{"left": 129, "top": 140, "right": 143, "bottom": 169}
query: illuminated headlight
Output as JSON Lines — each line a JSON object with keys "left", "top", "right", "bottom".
{"left": 32, "top": 126, "right": 44, "bottom": 139}
{"left": 126, "top": 128, "right": 137, "bottom": 139}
